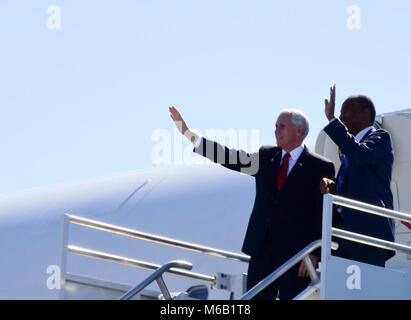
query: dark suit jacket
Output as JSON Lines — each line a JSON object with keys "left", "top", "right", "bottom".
{"left": 324, "top": 119, "right": 396, "bottom": 260}
{"left": 194, "top": 137, "right": 335, "bottom": 262}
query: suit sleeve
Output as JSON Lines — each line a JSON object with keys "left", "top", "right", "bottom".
{"left": 193, "top": 137, "right": 261, "bottom": 177}
{"left": 323, "top": 119, "right": 393, "bottom": 166}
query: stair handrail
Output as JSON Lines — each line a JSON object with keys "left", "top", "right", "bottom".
{"left": 321, "top": 193, "right": 411, "bottom": 259}
{"left": 319, "top": 194, "right": 411, "bottom": 300}
{"left": 67, "top": 245, "right": 216, "bottom": 285}
{"left": 119, "top": 260, "right": 193, "bottom": 300}
{"left": 239, "top": 240, "right": 339, "bottom": 300}
{"left": 332, "top": 227, "right": 411, "bottom": 255}
{"left": 64, "top": 214, "right": 250, "bottom": 263}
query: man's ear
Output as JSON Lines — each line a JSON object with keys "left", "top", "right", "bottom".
{"left": 297, "top": 125, "right": 305, "bottom": 139}
{"left": 362, "top": 108, "right": 371, "bottom": 124}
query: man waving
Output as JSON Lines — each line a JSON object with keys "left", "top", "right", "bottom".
{"left": 321, "top": 85, "right": 396, "bottom": 267}
{"left": 170, "top": 106, "right": 335, "bottom": 299}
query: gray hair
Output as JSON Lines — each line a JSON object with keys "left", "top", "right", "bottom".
{"left": 280, "top": 109, "right": 310, "bottom": 140}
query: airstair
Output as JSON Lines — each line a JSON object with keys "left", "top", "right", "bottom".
{"left": 59, "top": 194, "right": 411, "bottom": 300}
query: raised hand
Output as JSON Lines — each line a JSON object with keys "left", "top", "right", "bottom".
{"left": 169, "top": 106, "right": 199, "bottom": 144}
{"left": 169, "top": 106, "right": 189, "bottom": 135}
{"left": 324, "top": 84, "right": 336, "bottom": 122}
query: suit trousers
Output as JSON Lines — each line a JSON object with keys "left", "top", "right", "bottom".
{"left": 246, "top": 229, "right": 311, "bottom": 300}
{"left": 333, "top": 239, "right": 387, "bottom": 267}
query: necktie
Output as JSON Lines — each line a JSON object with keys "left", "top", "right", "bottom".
{"left": 336, "top": 153, "right": 349, "bottom": 193}
{"left": 276, "top": 152, "right": 290, "bottom": 191}
{"left": 268, "top": 152, "right": 291, "bottom": 232}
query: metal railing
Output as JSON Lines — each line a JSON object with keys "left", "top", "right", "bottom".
{"left": 60, "top": 214, "right": 250, "bottom": 296}
{"left": 239, "top": 240, "right": 339, "bottom": 300}
{"left": 332, "top": 228, "right": 411, "bottom": 255}
{"left": 65, "top": 214, "right": 250, "bottom": 263}
{"left": 119, "top": 260, "right": 193, "bottom": 300}
{"left": 67, "top": 245, "right": 215, "bottom": 285}
{"left": 323, "top": 194, "right": 411, "bottom": 256}
{"left": 319, "top": 194, "right": 411, "bottom": 299}
{"left": 240, "top": 194, "right": 411, "bottom": 301}
{"left": 60, "top": 194, "right": 411, "bottom": 300}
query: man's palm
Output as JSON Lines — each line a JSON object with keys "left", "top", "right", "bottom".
{"left": 169, "top": 106, "right": 188, "bottom": 135}
{"left": 325, "top": 85, "right": 336, "bottom": 121}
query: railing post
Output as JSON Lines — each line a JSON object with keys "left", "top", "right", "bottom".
{"left": 119, "top": 260, "right": 192, "bottom": 300}
{"left": 240, "top": 241, "right": 323, "bottom": 300}
{"left": 320, "top": 194, "right": 334, "bottom": 300}
{"left": 59, "top": 214, "right": 70, "bottom": 300}
{"left": 156, "top": 276, "right": 172, "bottom": 300}
{"left": 303, "top": 256, "right": 319, "bottom": 284}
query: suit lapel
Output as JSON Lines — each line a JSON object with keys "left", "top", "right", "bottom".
{"left": 265, "top": 149, "right": 282, "bottom": 192}
{"left": 337, "top": 127, "right": 374, "bottom": 186}
{"left": 360, "top": 128, "right": 374, "bottom": 142}
{"left": 269, "top": 149, "right": 282, "bottom": 173}
{"left": 279, "top": 147, "right": 309, "bottom": 191}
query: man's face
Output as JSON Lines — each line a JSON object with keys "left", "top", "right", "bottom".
{"left": 339, "top": 101, "right": 369, "bottom": 136}
{"left": 275, "top": 113, "right": 301, "bottom": 151}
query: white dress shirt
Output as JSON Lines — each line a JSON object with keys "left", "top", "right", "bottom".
{"left": 192, "top": 134, "right": 202, "bottom": 149}
{"left": 281, "top": 145, "right": 304, "bottom": 175}
{"left": 355, "top": 125, "right": 374, "bottom": 142}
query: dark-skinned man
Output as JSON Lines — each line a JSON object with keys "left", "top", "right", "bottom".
{"left": 320, "top": 85, "right": 395, "bottom": 267}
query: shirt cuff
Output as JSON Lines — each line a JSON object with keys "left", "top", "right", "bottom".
{"left": 184, "top": 130, "right": 202, "bottom": 148}
{"left": 193, "top": 136, "right": 202, "bottom": 148}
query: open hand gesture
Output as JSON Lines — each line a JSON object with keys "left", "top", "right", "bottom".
{"left": 169, "top": 106, "right": 199, "bottom": 144}
{"left": 169, "top": 106, "right": 189, "bottom": 135}
{"left": 325, "top": 85, "right": 336, "bottom": 122}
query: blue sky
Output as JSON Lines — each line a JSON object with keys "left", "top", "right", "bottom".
{"left": 1, "top": 1, "right": 410, "bottom": 193}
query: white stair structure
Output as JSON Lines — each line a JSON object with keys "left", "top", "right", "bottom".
{"left": 59, "top": 193, "right": 411, "bottom": 300}
{"left": 242, "top": 193, "right": 411, "bottom": 300}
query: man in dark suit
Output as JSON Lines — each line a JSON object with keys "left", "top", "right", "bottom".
{"left": 169, "top": 106, "right": 335, "bottom": 299}
{"left": 320, "top": 85, "right": 396, "bottom": 267}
